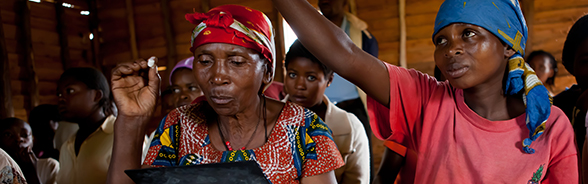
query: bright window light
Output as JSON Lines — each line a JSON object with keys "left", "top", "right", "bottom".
{"left": 80, "top": 11, "right": 90, "bottom": 15}
{"left": 89, "top": 33, "right": 94, "bottom": 40}
{"left": 282, "top": 19, "right": 298, "bottom": 53}
{"left": 29, "top": 0, "right": 41, "bottom": 3}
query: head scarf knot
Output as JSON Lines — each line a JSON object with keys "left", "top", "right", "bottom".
{"left": 433, "top": 0, "right": 552, "bottom": 154}
{"left": 185, "top": 5, "right": 276, "bottom": 90}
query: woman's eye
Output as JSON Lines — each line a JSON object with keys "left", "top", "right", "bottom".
{"left": 307, "top": 75, "right": 317, "bottom": 81}
{"left": 172, "top": 88, "right": 181, "bottom": 93}
{"left": 288, "top": 73, "right": 296, "bottom": 78}
{"left": 436, "top": 37, "right": 447, "bottom": 45}
{"left": 188, "top": 86, "right": 200, "bottom": 91}
{"left": 66, "top": 89, "right": 75, "bottom": 94}
{"left": 464, "top": 31, "right": 476, "bottom": 37}
{"left": 3, "top": 132, "right": 11, "bottom": 137}
{"left": 229, "top": 57, "right": 246, "bottom": 66}
{"left": 57, "top": 93, "right": 62, "bottom": 97}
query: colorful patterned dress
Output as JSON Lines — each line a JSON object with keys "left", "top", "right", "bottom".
{"left": 143, "top": 101, "right": 345, "bottom": 183}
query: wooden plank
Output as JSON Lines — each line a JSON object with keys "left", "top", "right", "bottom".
{"left": 201, "top": 0, "right": 210, "bottom": 12}
{"left": 55, "top": 0, "right": 71, "bottom": 69}
{"left": 399, "top": 0, "right": 406, "bottom": 68}
{"left": 18, "top": 0, "right": 40, "bottom": 110}
{"left": 521, "top": 0, "right": 534, "bottom": 54}
{"left": 87, "top": 0, "right": 102, "bottom": 70}
{"left": 125, "top": 0, "right": 139, "bottom": 59}
{"left": 0, "top": 8, "right": 14, "bottom": 118}
{"left": 161, "top": 0, "right": 177, "bottom": 85}
{"left": 535, "top": 0, "right": 588, "bottom": 12}
{"left": 534, "top": 7, "right": 588, "bottom": 25}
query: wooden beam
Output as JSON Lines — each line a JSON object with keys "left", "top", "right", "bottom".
{"left": 125, "top": 0, "right": 139, "bottom": 59}
{"left": 161, "top": 0, "right": 177, "bottom": 86}
{"left": 55, "top": 0, "right": 71, "bottom": 70}
{"left": 18, "top": 0, "right": 40, "bottom": 110}
{"left": 201, "top": 0, "right": 210, "bottom": 12}
{"left": 521, "top": 0, "right": 534, "bottom": 55}
{"left": 0, "top": 8, "right": 14, "bottom": 119}
{"left": 273, "top": 12, "right": 286, "bottom": 83}
{"left": 398, "top": 0, "right": 407, "bottom": 68}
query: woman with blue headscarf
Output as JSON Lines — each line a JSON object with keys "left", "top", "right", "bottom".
{"left": 272, "top": 0, "right": 578, "bottom": 183}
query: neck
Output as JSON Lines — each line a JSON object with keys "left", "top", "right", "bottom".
{"left": 217, "top": 96, "right": 263, "bottom": 137}
{"left": 309, "top": 100, "right": 328, "bottom": 121}
{"left": 463, "top": 84, "right": 525, "bottom": 121}
{"left": 325, "top": 13, "right": 345, "bottom": 27}
{"left": 77, "top": 109, "right": 107, "bottom": 133}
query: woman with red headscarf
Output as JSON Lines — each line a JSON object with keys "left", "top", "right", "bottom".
{"left": 106, "top": 5, "right": 344, "bottom": 184}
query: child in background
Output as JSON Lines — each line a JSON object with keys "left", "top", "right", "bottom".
{"left": 28, "top": 104, "right": 60, "bottom": 160}
{"left": 55, "top": 67, "right": 116, "bottom": 184}
{"left": 273, "top": 0, "right": 578, "bottom": 183}
{"left": 283, "top": 40, "right": 370, "bottom": 184}
{"left": 526, "top": 50, "right": 558, "bottom": 96}
{"left": 0, "top": 118, "right": 59, "bottom": 184}
{"left": 169, "top": 56, "right": 203, "bottom": 108}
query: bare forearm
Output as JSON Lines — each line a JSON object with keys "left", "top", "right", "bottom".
{"left": 373, "top": 148, "right": 404, "bottom": 184}
{"left": 106, "top": 116, "right": 149, "bottom": 184}
{"left": 273, "top": 0, "right": 390, "bottom": 106}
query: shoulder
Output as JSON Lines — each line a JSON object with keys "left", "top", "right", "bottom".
{"left": 324, "top": 100, "right": 354, "bottom": 136}
{"left": 544, "top": 106, "right": 574, "bottom": 134}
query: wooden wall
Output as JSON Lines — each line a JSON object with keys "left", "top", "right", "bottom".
{"left": 1, "top": 0, "right": 96, "bottom": 121}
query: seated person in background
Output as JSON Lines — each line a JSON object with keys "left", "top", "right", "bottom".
{"left": 554, "top": 14, "right": 588, "bottom": 159}
{"left": 28, "top": 104, "right": 60, "bottom": 161}
{"left": 273, "top": 0, "right": 578, "bottom": 183}
{"left": 107, "top": 5, "right": 344, "bottom": 184}
{"left": 283, "top": 40, "right": 370, "bottom": 184}
{"left": 169, "top": 56, "right": 204, "bottom": 108}
{"left": 0, "top": 118, "right": 59, "bottom": 184}
{"left": 0, "top": 148, "right": 26, "bottom": 184}
{"left": 526, "top": 50, "right": 558, "bottom": 96}
{"left": 55, "top": 67, "right": 117, "bottom": 184}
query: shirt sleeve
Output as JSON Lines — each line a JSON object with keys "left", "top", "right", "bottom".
{"left": 542, "top": 107, "right": 579, "bottom": 184}
{"left": 367, "top": 62, "right": 445, "bottom": 146}
{"left": 301, "top": 111, "right": 345, "bottom": 178}
{"left": 339, "top": 113, "right": 371, "bottom": 184}
{"left": 143, "top": 111, "right": 182, "bottom": 167}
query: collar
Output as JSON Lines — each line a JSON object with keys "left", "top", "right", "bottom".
{"left": 100, "top": 115, "right": 116, "bottom": 134}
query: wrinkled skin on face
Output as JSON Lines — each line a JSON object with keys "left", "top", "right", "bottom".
{"left": 192, "top": 43, "right": 271, "bottom": 116}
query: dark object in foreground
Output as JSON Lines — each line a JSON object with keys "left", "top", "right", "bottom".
{"left": 125, "top": 161, "right": 269, "bottom": 184}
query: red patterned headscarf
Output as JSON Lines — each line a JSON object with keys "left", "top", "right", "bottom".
{"left": 185, "top": 5, "right": 276, "bottom": 82}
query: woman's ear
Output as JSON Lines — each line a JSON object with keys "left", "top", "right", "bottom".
{"left": 504, "top": 47, "right": 516, "bottom": 58}
{"left": 93, "top": 90, "right": 104, "bottom": 103}
{"left": 327, "top": 74, "right": 334, "bottom": 87}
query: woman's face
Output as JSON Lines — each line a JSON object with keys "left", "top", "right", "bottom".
{"left": 56, "top": 78, "right": 100, "bottom": 122}
{"left": 284, "top": 57, "right": 331, "bottom": 108}
{"left": 170, "top": 68, "right": 203, "bottom": 108}
{"left": 193, "top": 43, "right": 269, "bottom": 116}
{"left": 573, "top": 38, "right": 588, "bottom": 89}
{"left": 0, "top": 120, "right": 33, "bottom": 156}
{"left": 433, "top": 23, "right": 514, "bottom": 90}
{"left": 528, "top": 54, "right": 555, "bottom": 84}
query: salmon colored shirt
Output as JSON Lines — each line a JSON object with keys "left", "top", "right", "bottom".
{"left": 367, "top": 63, "right": 578, "bottom": 184}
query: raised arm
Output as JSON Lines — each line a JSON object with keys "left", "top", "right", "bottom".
{"left": 106, "top": 58, "right": 161, "bottom": 184}
{"left": 273, "top": 0, "right": 390, "bottom": 106}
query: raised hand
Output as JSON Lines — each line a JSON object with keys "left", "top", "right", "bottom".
{"left": 111, "top": 58, "right": 161, "bottom": 120}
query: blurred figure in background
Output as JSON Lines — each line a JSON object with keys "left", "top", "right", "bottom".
{"left": 526, "top": 50, "right": 558, "bottom": 96}
{"left": 28, "top": 104, "right": 60, "bottom": 161}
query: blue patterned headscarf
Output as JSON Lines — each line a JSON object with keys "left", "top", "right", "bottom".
{"left": 433, "top": 0, "right": 552, "bottom": 154}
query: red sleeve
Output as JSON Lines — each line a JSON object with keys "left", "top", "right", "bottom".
{"left": 367, "top": 62, "right": 445, "bottom": 146}
{"left": 542, "top": 107, "right": 579, "bottom": 184}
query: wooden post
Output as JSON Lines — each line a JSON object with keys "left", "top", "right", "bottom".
{"left": 55, "top": 0, "right": 71, "bottom": 70}
{"left": 87, "top": 0, "right": 102, "bottom": 71}
{"left": 201, "top": 0, "right": 210, "bottom": 12}
{"left": 398, "top": 0, "right": 407, "bottom": 68}
{"left": 521, "top": 0, "right": 534, "bottom": 55}
{"left": 19, "top": 0, "right": 40, "bottom": 110}
{"left": 0, "top": 9, "right": 14, "bottom": 119}
{"left": 125, "top": 0, "right": 139, "bottom": 59}
{"left": 160, "top": 0, "right": 177, "bottom": 80}
{"left": 273, "top": 12, "right": 286, "bottom": 83}
{"left": 348, "top": 0, "right": 357, "bottom": 15}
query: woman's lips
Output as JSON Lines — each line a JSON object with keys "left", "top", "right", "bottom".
{"left": 210, "top": 96, "right": 233, "bottom": 105}
{"left": 290, "top": 95, "right": 307, "bottom": 103}
{"left": 445, "top": 63, "right": 469, "bottom": 79}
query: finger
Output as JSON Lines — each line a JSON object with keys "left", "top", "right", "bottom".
{"left": 129, "top": 60, "right": 143, "bottom": 73}
{"left": 148, "top": 57, "right": 161, "bottom": 94}
{"left": 111, "top": 64, "right": 135, "bottom": 81}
